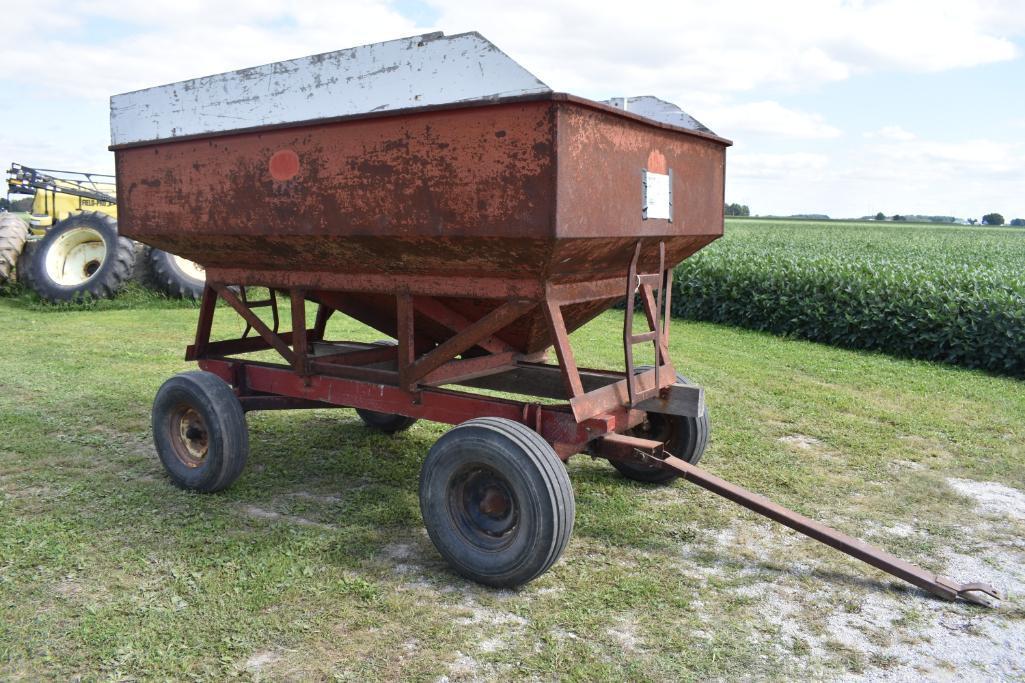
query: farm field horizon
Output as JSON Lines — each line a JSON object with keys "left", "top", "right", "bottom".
{"left": 673, "top": 217, "right": 1025, "bottom": 377}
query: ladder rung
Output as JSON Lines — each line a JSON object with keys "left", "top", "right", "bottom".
{"left": 245, "top": 299, "right": 275, "bottom": 307}
{"left": 630, "top": 331, "right": 658, "bottom": 343}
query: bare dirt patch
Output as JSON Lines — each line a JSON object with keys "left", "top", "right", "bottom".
{"left": 947, "top": 478, "right": 1025, "bottom": 522}
{"left": 674, "top": 475, "right": 1025, "bottom": 680}
{"left": 239, "top": 504, "right": 336, "bottom": 530}
{"left": 779, "top": 434, "right": 824, "bottom": 450}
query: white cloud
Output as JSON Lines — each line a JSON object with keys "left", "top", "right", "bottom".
{"left": 2, "top": 2, "right": 421, "bottom": 100}
{"left": 728, "top": 134, "right": 1025, "bottom": 218}
{"left": 864, "top": 126, "right": 918, "bottom": 141}
{"left": 729, "top": 152, "right": 831, "bottom": 180}
{"left": 428, "top": 0, "right": 1022, "bottom": 102}
{"left": 700, "top": 101, "right": 842, "bottom": 139}
{"left": 3, "top": 0, "right": 1023, "bottom": 104}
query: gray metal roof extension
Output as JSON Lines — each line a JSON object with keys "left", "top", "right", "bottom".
{"left": 603, "top": 96, "right": 712, "bottom": 134}
{"left": 109, "top": 32, "right": 551, "bottom": 147}
{"left": 110, "top": 32, "right": 716, "bottom": 146}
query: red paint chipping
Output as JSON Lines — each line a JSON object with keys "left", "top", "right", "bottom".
{"left": 269, "top": 149, "right": 300, "bottom": 181}
{"left": 646, "top": 149, "right": 667, "bottom": 174}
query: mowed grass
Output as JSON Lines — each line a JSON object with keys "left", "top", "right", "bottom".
{"left": 1, "top": 293, "right": 1023, "bottom": 680}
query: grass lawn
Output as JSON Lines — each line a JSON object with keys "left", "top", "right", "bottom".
{"left": 1, "top": 290, "right": 1023, "bottom": 680}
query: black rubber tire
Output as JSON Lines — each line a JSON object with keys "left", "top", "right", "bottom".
{"left": 355, "top": 340, "right": 418, "bottom": 433}
{"left": 152, "top": 371, "right": 249, "bottom": 493}
{"left": 14, "top": 239, "right": 38, "bottom": 288}
{"left": 0, "top": 214, "right": 28, "bottom": 284}
{"left": 29, "top": 212, "right": 134, "bottom": 302}
{"left": 610, "top": 369, "right": 711, "bottom": 484}
{"left": 419, "top": 417, "right": 575, "bottom": 587}
{"left": 146, "top": 246, "right": 205, "bottom": 299}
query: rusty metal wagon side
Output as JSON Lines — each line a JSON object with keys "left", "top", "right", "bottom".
{"left": 110, "top": 32, "right": 997, "bottom": 603}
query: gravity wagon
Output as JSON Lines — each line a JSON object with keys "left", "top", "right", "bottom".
{"left": 110, "top": 32, "right": 996, "bottom": 602}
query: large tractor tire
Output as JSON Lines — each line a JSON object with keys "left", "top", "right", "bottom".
{"left": 0, "top": 214, "right": 29, "bottom": 284}
{"left": 29, "top": 212, "right": 134, "bottom": 302}
{"left": 15, "top": 239, "right": 39, "bottom": 289}
{"left": 145, "top": 247, "right": 205, "bottom": 299}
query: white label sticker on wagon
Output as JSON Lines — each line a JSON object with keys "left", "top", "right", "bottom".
{"left": 642, "top": 169, "right": 673, "bottom": 221}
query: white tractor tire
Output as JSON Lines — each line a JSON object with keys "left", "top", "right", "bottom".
{"left": 145, "top": 247, "right": 206, "bottom": 299}
{"left": 28, "top": 212, "right": 134, "bottom": 302}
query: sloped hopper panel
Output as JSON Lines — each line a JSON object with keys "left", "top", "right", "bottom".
{"left": 110, "top": 32, "right": 730, "bottom": 354}
{"left": 109, "top": 32, "right": 553, "bottom": 147}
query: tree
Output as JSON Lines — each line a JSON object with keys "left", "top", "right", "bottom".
{"left": 892, "top": 214, "right": 905, "bottom": 222}
{"left": 724, "top": 203, "right": 751, "bottom": 217}
{"left": 982, "top": 213, "right": 1005, "bottom": 226}
{"left": 1010, "top": 218, "right": 1025, "bottom": 227}
{"left": 874, "top": 212, "right": 885, "bottom": 220}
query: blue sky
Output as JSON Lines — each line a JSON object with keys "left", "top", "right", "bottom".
{"left": 2, "top": 0, "right": 1023, "bottom": 220}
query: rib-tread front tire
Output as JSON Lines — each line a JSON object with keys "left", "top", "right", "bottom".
{"left": 610, "top": 370, "right": 710, "bottom": 484}
{"left": 419, "top": 418, "right": 574, "bottom": 587}
{"left": 152, "top": 371, "right": 248, "bottom": 493}
{"left": 355, "top": 340, "right": 418, "bottom": 433}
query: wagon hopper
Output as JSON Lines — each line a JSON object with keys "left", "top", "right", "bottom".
{"left": 111, "top": 32, "right": 997, "bottom": 602}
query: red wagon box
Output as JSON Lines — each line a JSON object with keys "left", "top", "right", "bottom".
{"left": 110, "top": 32, "right": 995, "bottom": 602}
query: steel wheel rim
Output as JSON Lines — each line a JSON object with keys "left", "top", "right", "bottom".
{"left": 447, "top": 464, "right": 519, "bottom": 551}
{"left": 44, "top": 227, "right": 106, "bottom": 286}
{"left": 633, "top": 413, "right": 676, "bottom": 445}
{"left": 168, "top": 404, "right": 209, "bottom": 468}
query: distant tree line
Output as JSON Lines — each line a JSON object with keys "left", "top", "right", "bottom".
{"left": 0, "top": 196, "right": 33, "bottom": 212}
{"left": 722, "top": 205, "right": 1022, "bottom": 226}
{"left": 871, "top": 211, "right": 1023, "bottom": 227}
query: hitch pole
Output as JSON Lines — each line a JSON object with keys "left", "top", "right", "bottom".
{"left": 658, "top": 454, "right": 1000, "bottom": 606}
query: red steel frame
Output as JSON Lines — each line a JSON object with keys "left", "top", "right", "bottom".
{"left": 187, "top": 239, "right": 676, "bottom": 459}
{"left": 182, "top": 241, "right": 1000, "bottom": 607}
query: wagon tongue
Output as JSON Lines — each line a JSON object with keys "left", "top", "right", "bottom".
{"left": 606, "top": 434, "right": 1001, "bottom": 606}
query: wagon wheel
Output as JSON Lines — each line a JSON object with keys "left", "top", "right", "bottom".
{"left": 354, "top": 340, "right": 418, "bottom": 433}
{"left": 419, "top": 418, "right": 574, "bottom": 587}
{"left": 151, "top": 371, "right": 249, "bottom": 492}
{"left": 610, "top": 369, "right": 710, "bottom": 484}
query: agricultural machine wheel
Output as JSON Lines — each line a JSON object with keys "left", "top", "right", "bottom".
{"left": 611, "top": 370, "right": 710, "bottom": 484}
{"left": 15, "top": 239, "right": 38, "bottom": 288}
{"left": 146, "top": 246, "right": 205, "bottom": 299}
{"left": 419, "top": 417, "right": 574, "bottom": 587}
{"left": 0, "top": 214, "right": 29, "bottom": 284}
{"left": 355, "top": 340, "right": 419, "bottom": 433}
{"left": 152, "top": 371, "right": 249, "bottom": 493}
{"left": 29, "top": 212, "right": 134, "bottom": 302}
